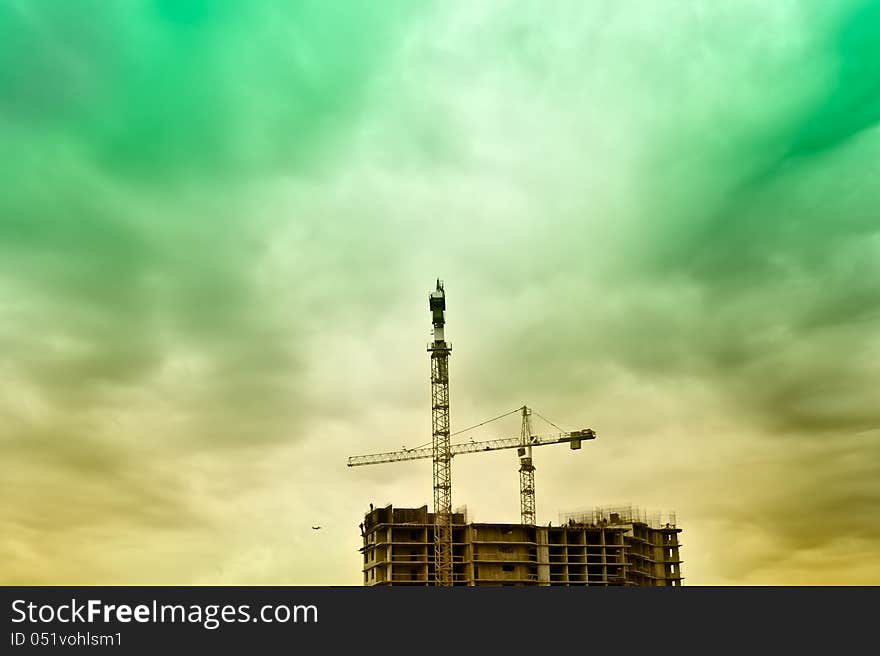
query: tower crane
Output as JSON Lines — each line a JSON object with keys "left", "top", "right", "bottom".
{"left": 348, "top": 280, "right": 598, "bottom": 586}
{"left": 427, "top": 279, "right": 453, "bottom": 586}
{"left": 348, "top": 405, "right": 596, "bottom": 524}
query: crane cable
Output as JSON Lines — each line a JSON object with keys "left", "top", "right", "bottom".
{"left": 408, "top": 406, "right": 573, "bottom": 451}
{"left": 531, "top": 409, "right": 573, "bottom": 434}
{"left": 450, "top": 406, "right": 524, "bottom": 437}
{"left": 406, "top": 406, "right": 525, "bottom": 451}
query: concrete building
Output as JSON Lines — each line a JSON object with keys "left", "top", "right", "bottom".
{"left": 360, "top": 504, "right": 683, "bottom": 586}
{"left": 561, "top": 506, "right": 684, "bottom": 586}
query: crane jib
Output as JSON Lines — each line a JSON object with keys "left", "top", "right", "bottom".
{"left": 346, "top": 429, "right": 597, "bottom": 466}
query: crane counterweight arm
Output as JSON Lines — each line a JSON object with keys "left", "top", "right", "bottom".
{"left": 347, "top": 429, "right": 596, "bottom": 467}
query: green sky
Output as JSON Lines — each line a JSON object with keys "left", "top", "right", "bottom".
{"left": 1, "top": 0, "right": 878, "bottom": 585}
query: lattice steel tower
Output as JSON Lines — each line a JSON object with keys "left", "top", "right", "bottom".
{"left": 518, "top": 406, "right": 536, "bottom": 525}
{"left": 428, "top": 280, "right": 453, "bottom": 586}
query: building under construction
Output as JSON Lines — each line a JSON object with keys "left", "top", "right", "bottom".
{"left": 360, "top": 504, "right": 683, "bottom": 586}
{"left": 349, "top": 281, "right": 684, "bottom": 586}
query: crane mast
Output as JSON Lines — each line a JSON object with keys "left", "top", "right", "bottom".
{"left": 428, "top": 280, "right": 453, "bottom": 586}
{"left": 518, "top": 406, "right": 536, "bottom": 525}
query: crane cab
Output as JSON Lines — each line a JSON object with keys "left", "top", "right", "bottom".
{"left": 429, "top": 280, "right": 446, "bottom": 324}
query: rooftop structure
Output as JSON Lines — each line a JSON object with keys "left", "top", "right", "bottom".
{"left": 561, "top": 505, "right": 684, "bottom": 586}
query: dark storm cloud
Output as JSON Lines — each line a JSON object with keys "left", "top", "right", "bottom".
{"left": 0, "top": 0, "right": 414, "bottom": 583}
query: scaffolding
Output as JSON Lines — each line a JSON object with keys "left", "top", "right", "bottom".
{"left": 560, "top": 504, "right": 677, "bottom": 529}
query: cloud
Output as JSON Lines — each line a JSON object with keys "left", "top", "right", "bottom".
{"left": 1, "top": 0, "right": 878, "bottom": 584}
{"left": 0, "top": 0, "right": 414, "bottom": 583}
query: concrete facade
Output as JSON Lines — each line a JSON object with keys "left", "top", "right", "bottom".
{"left": 360, "top": 505, "right": 683, "bottom": 586}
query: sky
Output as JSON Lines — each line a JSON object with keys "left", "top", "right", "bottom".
{"left": 1, "top": 0, "right": 878, "bottom": 585}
